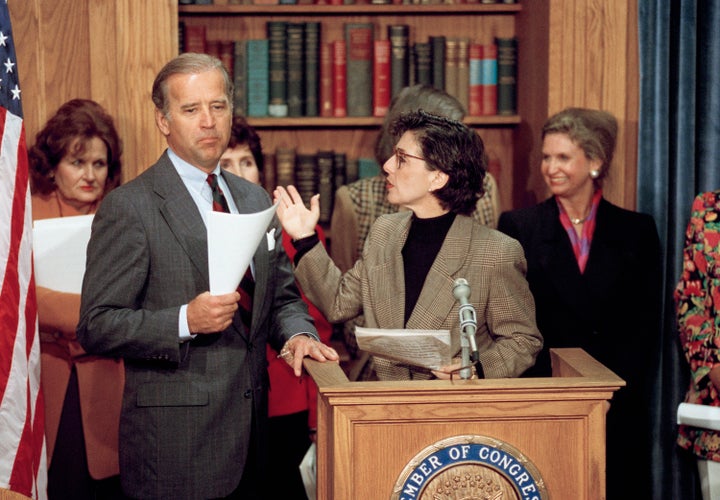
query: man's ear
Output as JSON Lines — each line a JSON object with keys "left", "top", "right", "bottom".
{"left": 155, "top": 108, "right": 170, "bottom": 137}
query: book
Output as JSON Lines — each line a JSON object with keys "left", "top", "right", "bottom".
{"left": 183, "top": 24, "right": 207, "bottom": 54}
{"left": 286, "top": 22, "right": 305, "bottom": 117}
{"left": 246, "top": 39, "right": 269, "bottom": 117}
{"left": 387, "top": 24, "right": 410, "bottom": 99}
{"left": 333, "top": 151, "right": 346, "bottom": 190}
{"left": 444, "top": 37, "right": 460, "bottom": 103}
{"left": 495, "top": 36, "right": 517, "bottom": 115}
{"left": 304, "top": 22, "right": 321, "bottom": 117}
{"left": 331, "top": 39, "right": 347, "bottom": 118}
{"left": 373, "top": 39, "right": 391, "bottom": 117}
{"left": 413, "top": 42, "right": 432, "bottom": 87}
{"left": 295, "top": 153, "right": 318, "bottom": 208}
{"left": 344, "top": 156, "right": 358, "bottom": 184}
{"left": 275, "top": 147, "right": 296, "bottom": 188}
{"left": 316, "top": 150, "right": 335, "bottom": 223}
{"left": 218, "top": 40, "right": 234, "bottom": 78}
{"left": 468, "top": 42, "right": 482, "bottom": 116}
{"left": 429, "top": 35, "right": 446, "bottom": 91}
{"left": 456, "top": 37, "right": 469, "bottom": 113}
{"left": 178, "top": 21, "right": 185, "bottom": 55}
{"left": 481, "top": 43, "right": 498, "bottom": 116}
{"left": 267, "top": 21, "right": 288, "bottom": 117}
{"left": 358, "top": 157, "right": 381, "bottom": 179}
{"left": 345, "top": 22, "right": 375, "bottom": 117}
{"left": 262, "top": 151, "right": 276, "bottom": 193}
{"left": 232, "top": 39, "right": 248, "bottom": 116}
{"left": 319, "top": 41, "right": 334, "bottom": 118}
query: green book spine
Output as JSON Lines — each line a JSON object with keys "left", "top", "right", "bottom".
{"left": 267, "top": 21, "right": 288, "bottom": 117}
{"left": 388, "top": 24, "right": 409, "bottom": 99}
{"left": 345, "top": 22, "right": 374, "bottom": 117}
{"left": 304, "top": 22, "right": 320, "bottom": 117}
{"left": 286, "top": 22, "right": 305, "bottom": 117}
{"left": 246, "top": 39, "right": 269, "bottom": 117}
{"left": 495, "top": 36, "right": 518, "bottom": 116}
{"left": 430, "top": 35, "right": 446, "bottom": 91}
{"left": 232, "top": 40, "right": 247, "bottom": 116}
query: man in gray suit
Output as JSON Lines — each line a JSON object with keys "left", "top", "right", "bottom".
{"left": 77, "top": 53, "right": 338, "bottom": 500}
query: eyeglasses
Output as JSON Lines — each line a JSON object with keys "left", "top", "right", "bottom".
{"left": 392, "top": 147, "right": 426, "bottom": 169}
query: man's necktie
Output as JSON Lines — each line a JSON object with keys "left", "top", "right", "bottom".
{"left": 207, "top": 173, "right": 254, "bottom": 329}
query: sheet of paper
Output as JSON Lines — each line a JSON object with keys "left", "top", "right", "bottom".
{"left": 32, "top": 214, "right": 94, "bottom": 293}
{"left": 677, "top": 402, "right": 720, "bottom": 431}
{"left": 355, "top": 326, "right": 453, "bottom": 370}
{"left": 299, "top": 442, "right": 316, "bottom": 500}
{"left": 207, "top": 203, "right": 277, "bottom": 294}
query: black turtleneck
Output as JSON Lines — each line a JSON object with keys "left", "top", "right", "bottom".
{"left": 402, "top": 211, "right": 456, "bottom": 325}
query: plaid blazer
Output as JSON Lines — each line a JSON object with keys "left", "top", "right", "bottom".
{"left": 296, "top": 211, "right": 542, "bottom": 380}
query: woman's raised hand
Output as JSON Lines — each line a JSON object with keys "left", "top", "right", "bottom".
{"left": 273, "top": 185, "right": 320, "bottom": 239}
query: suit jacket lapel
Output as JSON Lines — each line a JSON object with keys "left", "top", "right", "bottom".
{"left": 153, "top": 154, "right": 210, "bottom": 287}
{"left": 405, "top": 215, "right": 473, "bottom": 330}
{"left": 535, "top": 199, "right": 590, "bottom": 312}
{"left": 366, "top": 212, "right": 410, "bottom": 329}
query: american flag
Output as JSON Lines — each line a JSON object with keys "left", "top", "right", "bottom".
{"left": 0, "top": 3, "right": 47, "bottom": 499}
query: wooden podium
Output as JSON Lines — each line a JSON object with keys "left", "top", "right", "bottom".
{"left": 304, "top": 348, "right": 624, "bottom": 500}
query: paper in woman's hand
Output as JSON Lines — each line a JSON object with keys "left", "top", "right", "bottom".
{"left": 33, "top": 214, "right": 94, "bottom": 293}
{"left": 354, "top": 326, "right": 452, "bottom": 370}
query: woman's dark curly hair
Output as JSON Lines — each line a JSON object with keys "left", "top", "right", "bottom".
{"left": 390, "top": 110, "right": 486, "bottom": 216}
{"left": 28, "top": 99, "right": 123, "bottom": 195}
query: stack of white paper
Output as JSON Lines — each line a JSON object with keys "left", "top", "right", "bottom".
{"left": 677, "top": 402, "right": 720, "bottom": 431}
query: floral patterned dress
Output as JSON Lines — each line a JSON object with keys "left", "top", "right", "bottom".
{"left": 676, "top": 190, "right": 720, "bottom": 461}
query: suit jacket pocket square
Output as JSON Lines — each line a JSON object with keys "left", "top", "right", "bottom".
{"left": 266, "top": 228, "right": 276, "bottom": 251}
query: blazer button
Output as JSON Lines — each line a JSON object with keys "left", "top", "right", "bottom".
{"left": 243, "top": 389, "right": 252, "bottom": 399}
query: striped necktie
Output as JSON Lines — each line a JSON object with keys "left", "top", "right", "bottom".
{"left": 206, "top": 173, "right": 254, "bottom": 329}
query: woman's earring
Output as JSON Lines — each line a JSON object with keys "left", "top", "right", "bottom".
{"left": 590, "top": 169, "right": 600, "bottom": 179}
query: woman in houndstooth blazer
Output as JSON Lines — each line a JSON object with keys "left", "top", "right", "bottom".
{"left": 275, "top": 110, "right": 542, "bottom": 381}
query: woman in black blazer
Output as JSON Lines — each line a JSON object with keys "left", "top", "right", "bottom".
{"left": 498, "top": 108, "right": 662, "bottom": 500}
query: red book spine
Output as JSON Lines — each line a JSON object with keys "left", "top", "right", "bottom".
{"left": 332, "top": 40, "right": 347, "bottom": 118}
{"left": 183, "top": 24, "right": 207, "bottom": 54}
{"left": 319, "top": 41, "right": 334, "bottom": 117}
{"left": 373, "top": 39, "right": 391, "bottom": 117}
{"left": 468, "top": 43, "right": 482, "bottom": 116}
{"left": 481, "top": 43, "right": 498, "bottom": 116}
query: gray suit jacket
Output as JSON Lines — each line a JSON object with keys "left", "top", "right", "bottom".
{"left": 296, "top": 211, "right": 542, "bottom": 380}
{"left": 77, "top": 152, "right": 316, "bottom": 499}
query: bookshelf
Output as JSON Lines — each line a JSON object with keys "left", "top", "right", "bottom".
{"left": 13, "top": 0, "right": 639, "bottom": 211}
{"left": 179, "top": 2, "right": 521, "bottom": 211}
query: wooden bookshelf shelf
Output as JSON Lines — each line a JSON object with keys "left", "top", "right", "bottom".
{"left": 179, "top": 4, "right": 522, "bottom": 16}
{"left": 247, "top": 115, "right": 520, "bottom": 128}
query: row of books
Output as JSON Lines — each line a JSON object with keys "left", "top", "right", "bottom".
{"left": 263, "top": 148, "right": 381, "bottom": 223}
{"left": 180, "top": 21, "right": 518, "bottom": 118}
{"left": 179, "top": 0, "right": 518, "bottom": 5}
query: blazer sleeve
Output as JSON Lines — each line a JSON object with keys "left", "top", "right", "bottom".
{"left": 329, "top": 185, "right": 360, "bottom": 273}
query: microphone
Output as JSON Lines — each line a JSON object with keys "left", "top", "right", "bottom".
{"left": 453, "top": 278, "right": 482, "bottom": 379}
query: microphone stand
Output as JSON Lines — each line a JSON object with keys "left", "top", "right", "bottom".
{"left": 458, "top": 301, "right": 478, "bottom": 380}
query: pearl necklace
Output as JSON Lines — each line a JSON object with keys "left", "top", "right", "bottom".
{"left": 570, "top": 215, "right": 589, "bottom": 225}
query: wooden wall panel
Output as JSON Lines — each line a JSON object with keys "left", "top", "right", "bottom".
{"left": 10, "top": 0, "right": 176, "bottom": 184}
{"left": 516, "top": 0, "right": 639, "bottom": 210}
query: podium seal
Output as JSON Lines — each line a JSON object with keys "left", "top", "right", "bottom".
{"left": 391, "top": 435, "right": 548, "bottom": 500}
